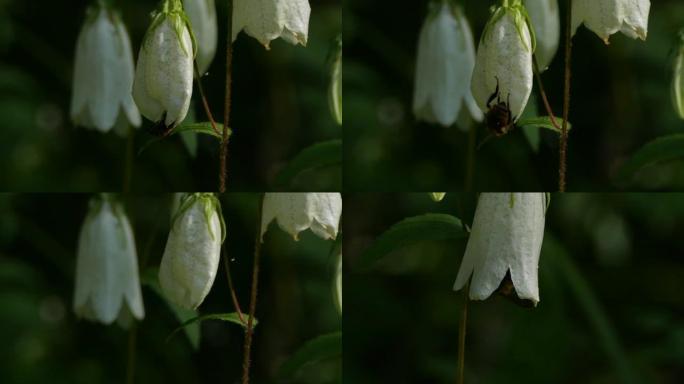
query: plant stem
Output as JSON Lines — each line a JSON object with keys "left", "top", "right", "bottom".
{"left": 532, "top": 56, "right": 561, "bottom": 131}
{"left": 123, "top": 124, "right": 135, "bottom": 192}
{"left": 223, "top": 249, "right": 246, "bottom": 324}
{"left": 220, "top": 0, "right": 234, "bottom": 193}
{"left": 194, "top": 63, "right": 221, "bottom": 136}
{"left": 457, "top": 286, "right": 469, "bottom": 384}
{"left": 126, "top": 325, "right": 137, "bottom": 384}
{"left": 559, "top": 0, "right": 573, "bottom": 192}
{"left": 465, "top": 124, "right": 477, "bottom": 192}
{"left": 241, "top": 194, "right": 264, "bottom": 384}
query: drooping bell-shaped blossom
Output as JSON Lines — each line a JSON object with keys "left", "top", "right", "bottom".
{"left": 525, "top": 0, "right": 560, "bottom": 71}
{"left": 471, "top": 0, "right": 534, "bottom": 122}
{"left": 70, "top": 3, "right": 141, "bottom": 134}
{"left": 413, "top": 2, "right": 482, "bottom": 128}
{"left": 232, "top": 0, "right": 311, "bottom": 49}
{"left": 73, "top": 195, "right": 144, "bottom": 326}
{"left": 159, "top": 193, "right": 225, "bottom": 310}
{"left": 261, "top": 193, "right": 342, "bottom": 242}
{"left": 454, "top": 193, "right": 547, "bottom": 306}
{"left": 133, "top": 0, "right": 194, "bottom": 131}
{"left": 571, "top": 0, "right": 650, "bottom": 44}
{"left": 672, "top": 30, "right": 684, "bottom": 120}
{"left": 184, "top": 0, "right": 217, "bottom": 74}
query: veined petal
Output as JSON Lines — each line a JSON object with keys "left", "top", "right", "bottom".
{"left": 261, "top": 193, "right": 342, "bottom": 242}
{"left": 471, "top": 9, "right": 533, "bottom": 120}
{"left": 232, "top": 0, "right": 310, "bottom": 49}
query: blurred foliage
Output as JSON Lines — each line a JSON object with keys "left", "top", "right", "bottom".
{"left": 345, "top": 0, "right": 684, "bottom": 191}
{"left": 0, "top": 0, "right": 341, "bottom": 191}
{"left": 0, "top": 193, "right": 341, "bottom": 383}
{"left": 344, "top": 193, "right": 684, "bottom": 383}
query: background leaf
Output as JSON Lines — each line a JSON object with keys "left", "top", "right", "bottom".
{"left": 273, "top": 140, "right": 342, "bottom": 188}
{"left": 141, "top": 268, "right": 200, "bottom": 350}
{"left": 614, "top": 134, "right": 684, "bottom": 186}
{"left": 357, "top": 213, "right": 467, "bottom": 269}
{"left": 278, "top": 332, "right": 342, "bottom": 379}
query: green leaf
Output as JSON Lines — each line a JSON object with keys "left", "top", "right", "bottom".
{"left": 278, "top": 332, "right": 342, "bottom": 379}
{"left": 518, "top": 116, "right": 572, "bottom": 134}
{"left": 141, "top": 268, "right": 200, "bottom": 350}
{"left": 357, "top": 213, "right": 467, "bottom": 270}
{"left": 545, "top": 236, "right": 638, "bottom": 384}
{"left": 138, "top": 122, "right": 229, "bottom": 155}
{"left": 614, "top": 134, "right": 684, "bottom": 186}
{"left": 273, "top": 140, "right": 342, "bottom": 188}
{"left": 166, "top": 313, "right": 255, "bottom": 344}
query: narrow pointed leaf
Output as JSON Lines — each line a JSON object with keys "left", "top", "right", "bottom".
{"left": 614, "top": 134, "right": 684, "bottom": 186}
{"left": 278, "top": 332, "right": 342, "bottom": 379}
{"left": 166, "top": 313, "right": 256, "bottom": 344}
{"left": 518, "top": 116, "right": 572, "bottom": 134}
{"left": 274, "top": 140, "right": 342, "bottom": 187}
{"left": 358, "top": 213, "right": 467, "bottom": 269}
{"left": 138, "top": 122, "right": 229, "bottom": 155}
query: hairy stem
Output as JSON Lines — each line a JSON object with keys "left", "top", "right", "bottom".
{"left": 559, "top": 0, "right": 573, "bottom": 192}
{"left": 126, "top": 325, "right": 137, "bottom": 384}
{"left": 457, "top": 286, "right": 469, "bottom": 384}
{"left": 242, "top": 194, "right": 264, "bottom": 384}
{"left": 220, "top": 0, "right": 234, "bottom": 193}
{"left": 223, "top": 249, "right": 246, "bottom": 324}
{"left": 532, "top": 56, "right": 561, "bottom": 131}
{"left": 194, "top": 63, "right": 220, "bottom": 136}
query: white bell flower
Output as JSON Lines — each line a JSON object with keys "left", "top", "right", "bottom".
{"left": 184, "top": 0, "right": 217, "bottom": 74}
{"left": 453, "top": 193, "right": 547, "bottom": 306}
{"left": 413, "top": 2, "right": 482, "bottom": 128}
{"left": 73, "top": 195, "right": 144, "bottom": 326}
{"left": 572, "top": 0, "right": 650, "bottom": 44}
{"left": 159, "top": 193, "right": 225, "bottom": 310}
{"left": 133, "top": 0, "right": 194, "bottom": 131}
{"left": 672, "top": 30, "right": 684, "bottom": 120}
{"left": 525, "top": 0, "right": 559, "bottom": 71}
{"left": 261, "top": 193, "right": 342, "bottom": 242}
{"left": 232, "top": 0, "right": 311, "bottom": 49}
{"left": 334, "top": 249, "right": 342, "bottom": 314}
{"left": 471, "top": 0, "right": 534, "bottom": 123}
{"left": 70, "top": 3, "right": 141, "bottom": 134}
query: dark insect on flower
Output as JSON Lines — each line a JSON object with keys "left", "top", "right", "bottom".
{"left": 146, "top": 112, "right": 174, "bottom": 137}
{"left": 485, "top": 77, "right": 516, "bottom": 137}
{"left": 496, "top": 271, "right": 535, "bottom": 308}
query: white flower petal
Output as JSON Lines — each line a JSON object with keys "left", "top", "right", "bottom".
{"left": 185, "top": 0, "right": 218, "bottom": 74}
{"left": 233, "top": 0, "right": 310, "bottom": 49}
{"left": 261, "top": 193, "right": 342, "bottom": 242}
{"left": 454, "top": 193, "right": 546, "bottom": 305}
{"left": 159, "top": 194, "right": 223, "bottom": 310}
{"left": 471, "top": 8, "right": 533, "bottom": 120}
{"left": 525, "top": 0, "right": 560, "bottom": 71}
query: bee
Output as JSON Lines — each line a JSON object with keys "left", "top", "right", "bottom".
{"left": 147, "top": 112, "right": 175, "bottom": 137}
{"left": 496, "top": 271, "right": 535, "bottom": 308}
{"left": 485, "top": 77, "right": 516, "bottom": 137}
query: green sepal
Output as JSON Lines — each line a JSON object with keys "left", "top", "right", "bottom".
{"left": 482, "top": 0, "right": 536, "bottom": 54}
{"left": 171, "top": 193, "right": 227, "bottom": 245}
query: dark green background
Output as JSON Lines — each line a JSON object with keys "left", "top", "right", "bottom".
{"left": 345, "top": 0, "right": 684, "bottom": 191}
{"left": 0, "top": 193, "right": 341, "bottom": 383}
{"left": 0, "top": 0, "right": 341, "bottom": 191}
{"left": 344, "top": 193, "right": 684, "bottom": 383}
